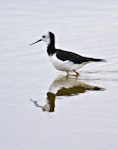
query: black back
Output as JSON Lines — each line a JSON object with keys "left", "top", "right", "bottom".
{"left": 56, "top": 50, "right": 103, "bottom": 64}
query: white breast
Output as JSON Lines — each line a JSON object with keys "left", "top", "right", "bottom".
{"left": 49, "top": 54, "right": 85, "bottom": 72}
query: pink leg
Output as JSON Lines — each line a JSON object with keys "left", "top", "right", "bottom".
{"left": 73, "top": 69, "right": 79, "bottom": 76}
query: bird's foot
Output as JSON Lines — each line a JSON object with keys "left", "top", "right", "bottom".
{"left": 73, "top": 69, "right": 80, "bottom": 76}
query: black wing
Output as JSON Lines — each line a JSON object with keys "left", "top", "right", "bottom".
{"left": 56, "top": 50, "right": 103, "bottom": 64}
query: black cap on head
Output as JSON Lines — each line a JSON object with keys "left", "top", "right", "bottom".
{"left": 49, "top": 32, "right": 55, "bottom": 46}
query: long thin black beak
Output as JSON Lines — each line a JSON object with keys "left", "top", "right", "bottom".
{"left": 29, "top": 39, "right": 42, "bottom": 46}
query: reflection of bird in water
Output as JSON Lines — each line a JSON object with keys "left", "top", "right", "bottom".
{"left": 30, "top": 76, "right": 104, "bottom": 112}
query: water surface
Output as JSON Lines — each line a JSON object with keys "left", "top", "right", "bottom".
{"left": 0, "top": 0, "right": 118, "bottom": 150}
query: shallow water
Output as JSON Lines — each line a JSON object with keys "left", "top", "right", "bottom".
{"left": 0, "top": 0, "right": 118, "bottom": 150}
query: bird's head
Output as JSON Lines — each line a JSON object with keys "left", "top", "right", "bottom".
{"left": 29, "top": 32, "right": 55, "bottom": 47}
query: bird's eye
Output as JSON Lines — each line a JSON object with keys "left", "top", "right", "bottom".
{"left": 42, "top": 35, "right": 46, "bottom": 38}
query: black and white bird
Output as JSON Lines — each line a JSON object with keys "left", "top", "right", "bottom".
{"left": 30, "top": 32, "right": 105, "bottom": 75}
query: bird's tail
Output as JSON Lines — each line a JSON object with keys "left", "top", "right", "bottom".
{"left": 90, "top": 58, "right": 106, "bottom": 62}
